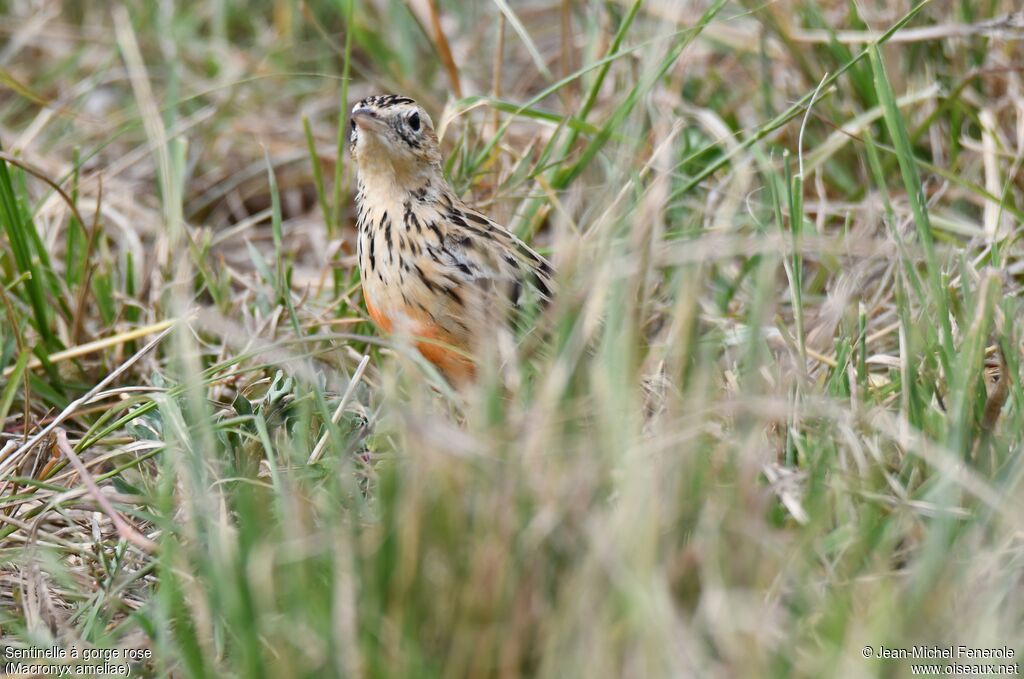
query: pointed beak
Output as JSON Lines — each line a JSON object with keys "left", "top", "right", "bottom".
{"left": 351, "top": 107, "right": 385, "bottom": 132}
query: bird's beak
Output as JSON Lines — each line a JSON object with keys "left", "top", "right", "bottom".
{"left": 351, "top": 107, "right": 385, "bottom": 132}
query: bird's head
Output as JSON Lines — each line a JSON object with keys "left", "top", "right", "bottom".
{"left": 349, "top": 95, "right": 442, "bottom": 184}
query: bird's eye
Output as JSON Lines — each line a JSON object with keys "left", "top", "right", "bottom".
{"left": 408, "top": 112, "right": 421, "bottom": 132}
{"left": 350, "top": 118, "right": 357, "bottom": 133}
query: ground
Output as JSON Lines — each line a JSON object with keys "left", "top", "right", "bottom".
{"left": 0, "top": 1, "right": 1023, "bottom": 677}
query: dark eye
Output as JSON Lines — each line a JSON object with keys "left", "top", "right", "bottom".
{"left": 408, "top": 112, "right": 420, "bottom": 132}
{"left": 350, "top": 118, "right": 356, "bottom": 133}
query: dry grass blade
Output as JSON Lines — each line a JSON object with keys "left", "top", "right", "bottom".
{"left": 1, "top": 316, "right": 175, "bottom": 379}
{"left": 789, "top": 10, "right": 1024, "bottom": 43}
{"left": 54, "top": 428, "right": 157, "bottom": 553}
{"left": 420, "top": 0, "right": 463, "bottom": 98}
{"left": 0, "top": 322, "right": 176, "bottom": 476}
{"left": 309, "top": 354, "right": 370, "bottom": 464}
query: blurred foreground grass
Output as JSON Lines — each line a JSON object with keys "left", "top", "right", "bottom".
{"left": 1, "top": 0, "right": 1023, "bottom": 677}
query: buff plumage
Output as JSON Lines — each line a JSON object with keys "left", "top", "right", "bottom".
{"left": 349, "top": 94, "right": 553, "bottom": 383}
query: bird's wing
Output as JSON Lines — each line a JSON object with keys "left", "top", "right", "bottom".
{"left": 442, "top": 197, "right": 554, "bottom": 308}
{"left": 397, "top": 190, "right": 554, "bottom": 345}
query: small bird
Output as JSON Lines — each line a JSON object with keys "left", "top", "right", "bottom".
{"left": 348, "top": 94, "right": 554, "bottom": 384}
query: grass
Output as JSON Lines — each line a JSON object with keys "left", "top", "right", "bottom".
{"left": 1, "top": 0, "right": 1023, "bottom": 677}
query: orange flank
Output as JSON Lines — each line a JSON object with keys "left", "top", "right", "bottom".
{"left": 364, "top": 294, "right": 476, "bottom": 384}
{"left": 364, "top": 295, "right": 392, "bottom": 333}
{"left": 413, "top": 326, "right": 476, "bottom": 384}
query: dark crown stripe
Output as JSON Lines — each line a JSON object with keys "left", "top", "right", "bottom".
{"left": 358, "top": 94, "right": 416, "bottom": 109}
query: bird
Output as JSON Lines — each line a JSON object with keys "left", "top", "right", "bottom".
{"left": 348, "top": 94, "right": 554, "bottom": 384}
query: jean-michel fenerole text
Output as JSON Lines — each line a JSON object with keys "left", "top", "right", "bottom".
{"left": 874, "top": 645, "right": 1015, "bottom": 660}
